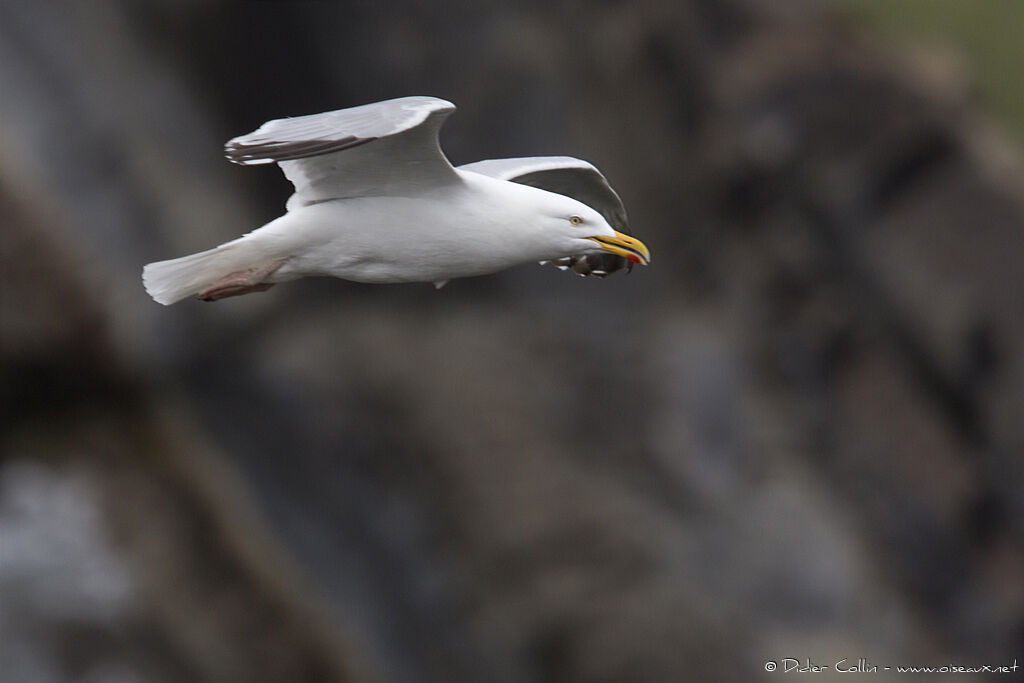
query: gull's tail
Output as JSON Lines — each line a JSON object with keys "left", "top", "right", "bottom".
{"left": 142, "top": 240, "right": 259, "bottom": 305}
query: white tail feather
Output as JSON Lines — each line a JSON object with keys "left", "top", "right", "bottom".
{"left": 142, "top": 241, "right": 256, "bottom": 305}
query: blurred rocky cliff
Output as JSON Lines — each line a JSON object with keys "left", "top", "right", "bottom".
{"left": 2, "top": 1, "right": 1023, "bottom": 682}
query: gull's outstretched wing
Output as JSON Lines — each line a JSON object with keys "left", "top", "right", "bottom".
{"left": 225, "top": 96, "right": 458, "bottom": 209}
{"left": 459, "top": 156, "right": 633, "bottom": 277}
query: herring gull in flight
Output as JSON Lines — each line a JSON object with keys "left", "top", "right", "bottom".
{"left": 142, "top": 96, "right": 650, "bottom": 305}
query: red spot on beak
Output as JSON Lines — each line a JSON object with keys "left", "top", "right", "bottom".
{"left": 625, "top": 253, "right": 642, "bottom": 264}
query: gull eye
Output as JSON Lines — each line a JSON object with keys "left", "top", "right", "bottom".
{"left": 569, "top": 215, "right": 584, "bottom": 226}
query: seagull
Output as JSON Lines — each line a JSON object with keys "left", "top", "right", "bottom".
{"left": 142, "top": 96, "right": 650, "bottom": 305}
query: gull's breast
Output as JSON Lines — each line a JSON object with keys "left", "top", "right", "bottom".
{"left": 264, "top": 193, "right": 536, "bottom": 284}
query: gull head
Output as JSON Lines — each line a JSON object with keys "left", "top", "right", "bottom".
{"left": 540, "top": 198, "right": 651, "bottom": 266}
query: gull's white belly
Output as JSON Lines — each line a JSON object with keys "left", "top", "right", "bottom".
{"left": 249, "top": 183, "right": 568, "bottom": 284}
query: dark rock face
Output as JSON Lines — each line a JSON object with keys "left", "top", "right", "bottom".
{"left": 2, "top": 2, "right": 1023, "bottom": 681}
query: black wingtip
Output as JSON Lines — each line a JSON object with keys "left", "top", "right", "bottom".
{"left": 223, "top": 135, "right": 377, "bottom": 165}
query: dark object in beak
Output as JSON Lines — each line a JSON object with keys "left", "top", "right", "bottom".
{"left": 549, "top": 253, "right": 631, "bottom": 277}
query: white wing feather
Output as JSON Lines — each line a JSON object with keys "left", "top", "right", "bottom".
{"left": 458, "top": 156, "right": 629, "bottom": 232}
{"left": 225, "top": 96, "right": 459, "bottom": 208}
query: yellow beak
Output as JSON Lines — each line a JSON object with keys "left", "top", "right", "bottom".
{"left": 588, "top": 231, "right": 651, "bottom": 265}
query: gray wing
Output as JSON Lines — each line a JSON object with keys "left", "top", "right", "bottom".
{"left": 225, "top": 96, "right": 459, "bottom": 209}
{"left": 458, "top": 156, "right": 633, "bottom": 277}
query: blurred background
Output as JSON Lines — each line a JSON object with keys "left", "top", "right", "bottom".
{"left": 2, "top": 1, "right": 1023, "bottom": 681}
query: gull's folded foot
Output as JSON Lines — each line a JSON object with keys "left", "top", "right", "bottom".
{"left": 197, "top": 259, "right": 287, "bottom": 301}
